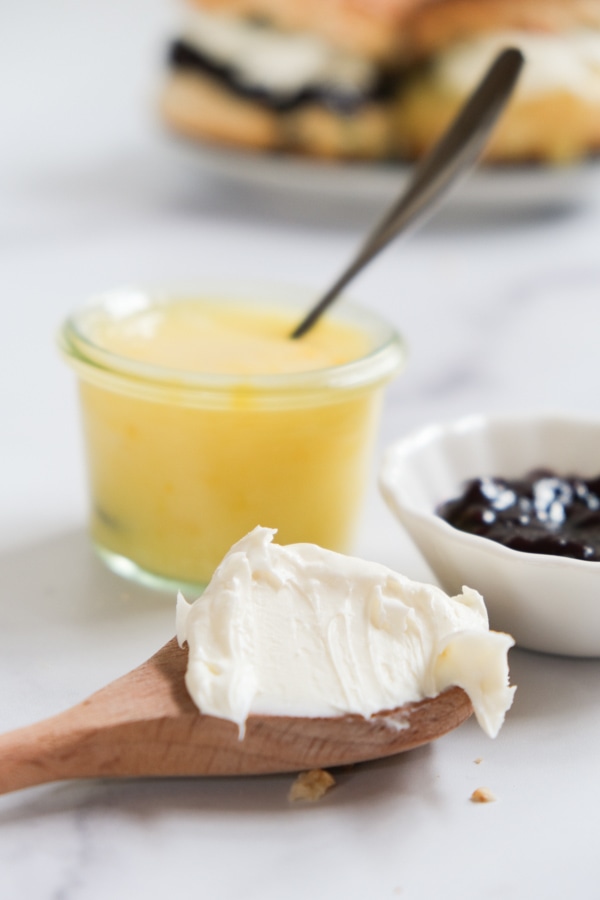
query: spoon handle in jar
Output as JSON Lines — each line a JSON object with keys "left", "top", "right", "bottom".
{"left": 291, "top": 47, "right": 524, "bottom": 339}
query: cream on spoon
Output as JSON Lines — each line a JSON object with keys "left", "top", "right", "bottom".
{"left": 0, "top": 529, "right": 514, "bottom": 794}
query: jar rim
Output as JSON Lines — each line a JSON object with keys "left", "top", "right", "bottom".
{"left": 58, "top": 284, "right": 406, "bottom": 400}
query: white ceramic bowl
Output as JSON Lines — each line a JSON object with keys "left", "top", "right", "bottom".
{"left": 380, "top": 413, "right": 600, "bottom": 657}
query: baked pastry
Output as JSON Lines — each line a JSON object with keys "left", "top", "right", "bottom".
{"left": 161, "top": 0, "right": 600, "bottom": 163}
{"left": 160, "top": 0, "right": 425, "bottom": 159}
{"left": 395, "top": 0, "right": 600, "bottom": 162}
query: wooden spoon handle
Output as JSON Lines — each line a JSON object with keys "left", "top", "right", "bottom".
{"left": 0, "top": 712, "right": 122, "bottom": 795}
{"left": 0, "top": 687, "right": 473, "bottom": 794}
{"left": 0, "top": 638, "right": 193, "bottom": 795}
{"left": 0, "top": 637, "right": 474, "bottom": 794}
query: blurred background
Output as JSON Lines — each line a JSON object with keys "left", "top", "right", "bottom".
{"left": 3, "top": 0, "right": 600, "bottom": 550}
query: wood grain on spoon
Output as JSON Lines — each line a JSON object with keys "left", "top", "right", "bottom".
{"left": 0, "top": 638, "right": 472, "bottom": 795}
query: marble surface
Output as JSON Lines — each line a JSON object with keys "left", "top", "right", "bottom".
{"left": 3, "top": 2, "right": 600, "bottom": 897}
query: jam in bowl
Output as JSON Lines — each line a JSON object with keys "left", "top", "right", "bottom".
{"left": 380, "top": 413, "right": 600, "bottom": 657}
{"left": 438, "top": 470, "right": 600, "bottom": 562}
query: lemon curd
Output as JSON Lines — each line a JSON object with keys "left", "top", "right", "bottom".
{"left": 94, "top": 299, "right": 371, "bottom": 374}
{"left": 61, "top": 289, "right": 404, "bottom": 589}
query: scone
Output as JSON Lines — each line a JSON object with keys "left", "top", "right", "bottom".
{"left": 396, "top": 0, "right": 600, "bottom": 163}
{"left": 161, "top": 0, "right": 425, "bottom": 159}
{"left": 161, "top": 0, "right": 600, "bottom": 164}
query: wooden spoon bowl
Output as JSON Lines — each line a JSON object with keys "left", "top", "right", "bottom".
{"left": 0, "top": 638, "right": 472, "bottom": 795}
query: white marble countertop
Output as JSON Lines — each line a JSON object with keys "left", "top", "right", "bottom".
{"left": 3, "top": 2, "right": 600, "bottom": 898}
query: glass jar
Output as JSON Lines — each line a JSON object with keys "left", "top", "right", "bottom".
{"left": 59, "top": 283, "right": 405, "bottom": 591}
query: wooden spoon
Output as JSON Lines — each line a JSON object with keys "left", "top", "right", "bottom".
{"left": 0, "top": 638, "right": 472, "bottom": 795}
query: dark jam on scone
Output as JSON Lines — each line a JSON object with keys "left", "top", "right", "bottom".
{"left": 437, "top": 470, "right": 600, "bottom": 561}
{"left": 168, "top": 39, "right": 395, "bottom": 114}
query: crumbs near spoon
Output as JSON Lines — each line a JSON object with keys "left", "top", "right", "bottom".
{"left": 288, "top": 769, "right": 336, "bottom": 802}
{"left": 470, "top": 787, "right": 496, "bottom": 803}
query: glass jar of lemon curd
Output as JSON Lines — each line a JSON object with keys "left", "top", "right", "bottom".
{"left": 60, "top": 284, "right": 405, "bottom": 591}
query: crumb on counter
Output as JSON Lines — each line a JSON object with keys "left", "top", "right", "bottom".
{"left": 289, "top": 769, "right": 335, "bottom": 802}
{"left": 470, "top": 786, "right": 496, "bottom": 804}
{"left": 474, "top": 757, "right": 483, "bottom": 765}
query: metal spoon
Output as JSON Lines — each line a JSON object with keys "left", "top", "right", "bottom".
{"left": 0, "top": 638, "right": 472, "bottom": 793}
{"left": 291, "top": 47, "right": 524, "bottom": 339}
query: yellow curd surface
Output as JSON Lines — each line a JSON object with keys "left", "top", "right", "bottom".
{"left": 93, "top": 299, "right": 371, "bottom": 374}
{"left": 72, "top": 297, "right": 396, "bottom": 587}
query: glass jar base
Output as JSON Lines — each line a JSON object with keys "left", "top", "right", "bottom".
{"left": 94, "top": 543, "right": 207, "bottom": 597}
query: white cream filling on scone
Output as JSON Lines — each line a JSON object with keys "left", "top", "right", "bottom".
{"left": 431, "top": 28, "right": 600, "bottom": 101}
{"left": 179, "top": 7, "right": 378, "bottom": 99}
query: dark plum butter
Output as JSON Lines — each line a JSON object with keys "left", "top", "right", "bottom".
{"left": 437, "top": 469, "right": 600, "bottom": 561}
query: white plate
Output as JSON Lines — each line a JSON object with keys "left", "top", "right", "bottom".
{"left": 177, "top": 140, "right": 600, "bottom": 211}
